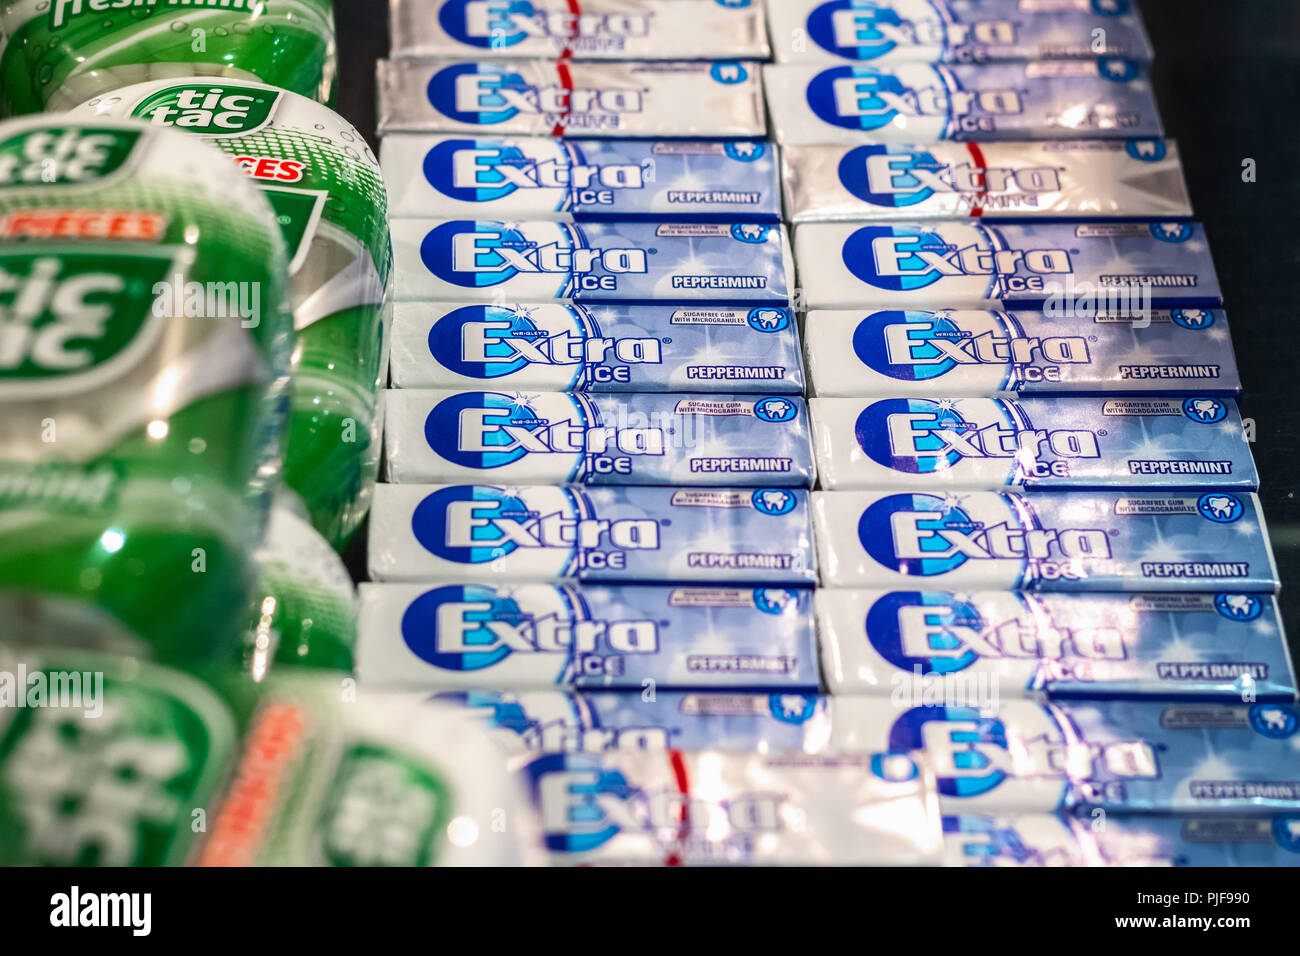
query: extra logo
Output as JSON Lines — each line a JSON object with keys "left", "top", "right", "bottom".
{"left": 837, "top": 145, "right": 1063, "bottom": 208}
{"left": 852, "top": 310, "right": 1090, "bottom": 381}
{"left": 424, "top": 391, "right": 665, "bottom": 469}
{"left": 411, "top": 485, "right": 661, "bottom": 564}
{"left": 419, "top": 220, "right": 647, "bottom": 290}
{"left": 437, "top": 0, "right": 653, "bottom": 49}
{"left": 854, "top": 398, "right": 1101, "bottom": 475}
{"left": 400, "top": 584, "right": 658, "bottom": 672}
{"left": 803, "top": 0, "right": 1025, "bottom": 61}
{"left": 887, "top": 704, "right": 1157, "bottom": 799}
{"left": 0, "top": 126, "right": 141, "bottom": 187}
{"left": 806, "top": 65, "right": 1024, "bottom": 132}
{"left": 857, "top": 493, "right": 1112, "bottom": 576}
{"left": 427, "top": 304, "right": 663, "bottom": 380}
{"left": 423, "top": 139, "right": 648, "bottom": 202}
{"left": 842, "top": 225, "right": 1072, "bottom": 293}
{"left": 129, "top": 83, "right": 280, "bottom": 135}
{"left": 426, "top": 63, "right": 645, "bottom": 125}
{"left": 866, "top": 591, "right": 1128, "bottom": 677}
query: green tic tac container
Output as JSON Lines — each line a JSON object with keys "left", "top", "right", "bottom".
{"left": 0, "top": 0, "right": 337, "bottom": 116}
{"left": 0, "top": 116, "right": 293, "bottom": 666}
{"left": 77, "top": 79, "right": 392, "bottom": 551}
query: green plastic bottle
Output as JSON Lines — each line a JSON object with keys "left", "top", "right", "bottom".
{"left": 77, "top": 79, "right": 392, "bottom": 551}
{"left": 0, "top": 0, "right": 337, "bottom": 116}
{"left": 0, "top": 116, "right": 293, "bottom": 668}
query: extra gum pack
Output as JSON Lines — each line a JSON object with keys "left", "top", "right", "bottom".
{"left": 381, "top": 136, "right": 781, "bottom": 221}
{"left": 813, "top": 490, "right": 1281, "bottom": 592}
{"left": 803, "top": 308, "right": 1241, "bottom": 397}
{"left": 392, "top": 219, "right": 792, "bottom": 303}
{"left": 377, "top": 59, "right": 768, "bottom": 137}
{"left": 382, "top": 389, "right": 815, "bottom": 486}
{"left": 367, "top": 484, "right": 818, "bottom": 585}
{"left": 388, "top": 302, "right": 804, "bottom": 393}
{"left": 817, "top": 589, "right": 1295, "bottom": 702}
{"left": 782, "top": 139, "right": 1192, "bottom": 223}
{"left": 389, "top": 0, "right": 771, "bottom": 61}
{"left": 810, "top": 395, "right": 1257, "bottom": 492}
{"left": 796, "top": 221, "right": 1222, "bottom": 310}
{"left": 766, "top": 0, "right": 1153, "bottom": 65}
{"left": 764, "top": 60, "right": 1163, "bottom": 146}
{"left": 357, "top": 582, "right": 819, "bottom": 691}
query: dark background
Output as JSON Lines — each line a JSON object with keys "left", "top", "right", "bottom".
{"left": 334, "top": 0, "right": 1300, "bottom": 643}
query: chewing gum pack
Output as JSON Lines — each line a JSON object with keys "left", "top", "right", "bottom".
{"left": 818, "top": 589, "right": 1295, "bottom": 702}
{"left": 377, "top": 59, "right": 767, "bottom": 137}
{"left": 392, "top": 219, "right": 792, "bottom": 303}
{"left": 388, "top": 302, "right": 804, "bottom": 393}
{"left": 381, "top": 136, "right": 781, "bottom": 221}
{"left": 764, "top": 60, "right": 1162, "bottom": 145}
{"left": 390, "top": 0, "right": 771, "bottom": 61}
{"left": 810, "top": 395, "right": 1257, "bottom": 491}
{"left": 782, "top": 139, "right": 1191, "bottom": 223}
{"left": 525, "top": 749, "right": 942, "bottom": 866}
{"left": 357, "top": 582, "right": 819, "bottom": 691}
{"left": 367, "top": 484, "right": 818, "bottom": 585}
{"left": 383, "top": 389, "right": 815, "bottom": 486}
{"left": 803, "top": 308, "right": 1241, "bottom": 398}
{"left": 797, "top": 221, "right": 1222, "bottom": 310}
{"left": 767, "top": 0, "right": 1153, "bottom": 65}
{"left": 814, "top": 490, "right": 1281, "bottom": 592}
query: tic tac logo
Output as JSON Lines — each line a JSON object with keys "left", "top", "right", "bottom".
{"left": 866, "top": 591, "right": 1128, "bottom": 676}
{"left": 420, "top": 220, "right": 647, "bottom": 289}
{"left": 806, "top": 65, "right": 1023, "bottom": 132}
{"left": 858, "top": 493, "right": 1112, "bottom": 576}
{"left": 427, "top": 305, "right": 662, "bottom": 380}
{"left": 424, "top": 140, "right": 647, "bottom": 202}
{"left": 400, "top": 584, "right": 658, "bottom": 672}
{"left": 855, "top": 398, "right": 1101, "bottom": 475}
{"left": 411, "top": 485, "right": 662, "bottom": 565}
{"left": 424, "top": 391, "right": 666, "bottom": 469}
{"left": 854, "top": 311, "right": 1090, "bottom": 382}
{"left": 427, "top": 63, "right": 644, "bottom": 125}
{"left": 439, "top": 0, "right": 653, "bottom": 49}
{"left": 837, "top": 145, "right": 1062, "bottom": 208}
{"left": 0, "top": 127, "right": 142, "bottom": 188}
{"left": 887, "top": 705, "right": 1159, "bottom": 799}
{"left": 842, "top": 226, "right": 1073, "bottom": 293}
{"left": 0, "top": 251, "right": 177, "bottom": 391}
{"left": 129, "top": 83, "right": 279, "bottom": 134}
